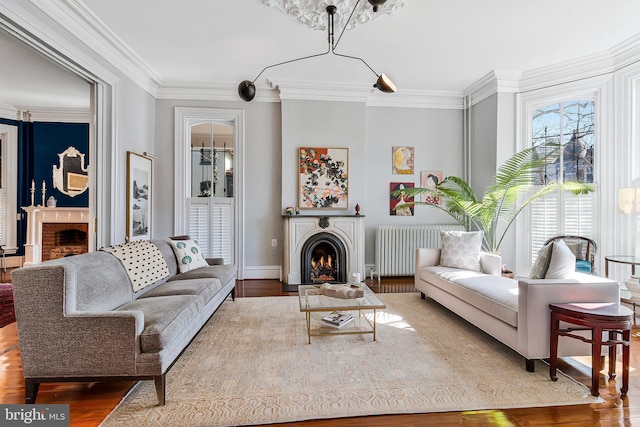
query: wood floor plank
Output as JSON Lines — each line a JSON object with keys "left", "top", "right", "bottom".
{"left": 1, "top": 274, "right": 638, "bottom": 426}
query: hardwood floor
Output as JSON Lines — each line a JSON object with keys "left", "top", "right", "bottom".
{"left": 2, "top": 274, "right": 640, "bottom": 426}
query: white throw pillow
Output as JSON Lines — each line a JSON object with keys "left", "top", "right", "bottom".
{"left": 529, "top": 243, "right": 553, "bottom": 279}
{"left": 544, "top": 240, "right": 576, "bottom": 279}
{"left": 169, "top": 239, "right": 209, "bottom": 273}
{"left": 440, "top": 230, "right": 483, "bottom": 272}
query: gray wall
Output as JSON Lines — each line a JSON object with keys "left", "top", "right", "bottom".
{"left": 153, "top": 98, "right": 465, "bottom": 273}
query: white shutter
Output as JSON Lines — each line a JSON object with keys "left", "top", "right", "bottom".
{"left": 530, "top": 192, "right": 558, "bottom": 263}
{"left": 188, "top": 199, "right": 211, "bottom": 257}
{"left": 562, "top": 192, "right": 594, "bottom": 238}
{"left": 0, "top": 189, "right": 5, "bottom": 245}
{"left": 211, "top": 200, "right": 233, "bottom": 263}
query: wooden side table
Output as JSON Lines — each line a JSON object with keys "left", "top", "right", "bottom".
{"left": 549, "top": 302, "right": 633, "bottom": 397}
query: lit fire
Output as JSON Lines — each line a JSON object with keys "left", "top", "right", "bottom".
{"left": 311, "top": 255, "right": 333, "bottom": 269}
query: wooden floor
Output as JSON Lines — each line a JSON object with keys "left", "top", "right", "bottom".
{"left": 2, "top": 273, "right": 640, "bottom": 426}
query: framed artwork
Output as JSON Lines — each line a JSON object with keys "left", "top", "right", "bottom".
{"left": 126, "top": 151, "right": 152, "bottom": 242}
{"left": 390, "top": 182, "right": 414, "bottom": 216}
{"left": 392, "top": 146, "right": 414, "bottom": 175}
{"left": 298, "top": 147, "right": 348, "bottom": 209}
{"left": 420, "top": 171, "right": 443, "bottom": 205}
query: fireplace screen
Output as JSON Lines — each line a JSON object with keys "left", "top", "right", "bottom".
{"left": 301, "top": 232, "right": 346, "bottom": 284}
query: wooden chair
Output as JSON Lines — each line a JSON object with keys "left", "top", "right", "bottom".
{"left": 544, "top": 235, "right": 598, "bottom": 275}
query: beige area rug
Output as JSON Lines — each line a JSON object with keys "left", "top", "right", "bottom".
{"left": 101, "top": 293, "right": 600, "bottom": 426}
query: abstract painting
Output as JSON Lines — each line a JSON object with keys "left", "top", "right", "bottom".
{"left": 299, "top": 147, "right": 348, "bottom": 209}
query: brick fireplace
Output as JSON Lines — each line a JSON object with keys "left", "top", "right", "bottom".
{"left": 22, "top": 206, "right": 92, "bottom": 265}
{"left": 282, "top": 215, "right": 364, "bottom": 291}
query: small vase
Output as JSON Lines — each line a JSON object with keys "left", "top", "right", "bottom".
{"left": 46, "top": 196, "right": 57, "bottom": 207}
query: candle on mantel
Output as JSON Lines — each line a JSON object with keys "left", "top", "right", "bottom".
{"left": 31, "top": 180, "right": 35, "bottom": 191}
{"left": 42, "top": 180, "right": 46, "bottom": 192}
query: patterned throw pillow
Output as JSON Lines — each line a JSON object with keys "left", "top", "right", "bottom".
{"left": 529, "top": 242, "right": 554, "bottom": 279}
{"left": 101, "top": 241, "right": 170, "bottom": 292}
{"left": 440, "top": 230, "right": 483, "bottom": 272}
{"left": 544, "top": 240, "right": 576, "bottom": 279}
{"left": 169, "top": 239, "right": 209, "bottom": 273}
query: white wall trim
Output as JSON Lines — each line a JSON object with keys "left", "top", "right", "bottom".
{"left": 158, "top": 80, "right": 464, "bottom": 109}
{"left": 464, "top": 70, "right": 522, "bottom": 106}
{"left": 174, "top": 107, "right": 246, "bottom": 280}
{"left": 242, "top": 266, "right": 282, "bottom": 280}
{"left": 0, "top": 104, "right": 18, "bottom": 120}
{"left": 27, "top": 0, "right": 160, "bottom": 97}
{"left": 18, "top": 107, "right": 91, "bottom": 123}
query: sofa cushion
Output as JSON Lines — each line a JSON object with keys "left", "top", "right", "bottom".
{"left": 168, "top": 264, "right": 235, "bottom": 286}
{"left": 420, "top": 266, "right": 518, "bottom": 327}
{"left": 545, "top": 240, "right": 576, "bottom": 279}
{"left": 140, "top": 278, "right": 222, "bottom": 304}
{"left": 169, "top": 239, "right": 209, "bottom": 273}
{"left": 440, "top": 231, "right": 482, "bottom": 272}
{"left": 116, "top": 295, "right": 201, "bottom": 353}
{"left": 529, "top": 242, "right": 553, "bottom": 279}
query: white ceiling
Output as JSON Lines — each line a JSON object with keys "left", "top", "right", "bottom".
{"left": 3, "top": 0, "right": 640, "bottom": 109}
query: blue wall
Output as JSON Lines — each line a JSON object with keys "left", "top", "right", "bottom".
{"left": 33, "top": 122, "right": 89, "bottom": 207}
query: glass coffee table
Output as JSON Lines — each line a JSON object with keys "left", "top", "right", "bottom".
{"left": 298, "top": 283, "right": 386, "bottom": 343}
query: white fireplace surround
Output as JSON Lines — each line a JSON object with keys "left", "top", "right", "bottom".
{"left": 22, "top": 206, "right": 92, "bottom": 265}
{"left": 282, "top": 215, "right": 365, "bottom": 285}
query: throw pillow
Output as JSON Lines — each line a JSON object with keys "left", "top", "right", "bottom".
{"left": 440, "top": 230, "right": 483, "bottom": 272}
{"left": 169, "top": 239, "right": 209, "bottom": 273}
{"left": 544, "top": 240, "right": 576, "bottom": 279}
{"left": 529, "top": 242, "right": 553, "bottom": 279}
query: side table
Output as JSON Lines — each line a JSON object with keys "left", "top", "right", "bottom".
{"left": 549, "top": 302, "right": 633, "bottom": 397}
{"left": 605, "top": 255, "right": 640, "bottom": 315}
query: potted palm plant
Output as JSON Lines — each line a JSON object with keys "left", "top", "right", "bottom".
{"left": 395, "top": 146, "right": 594, "bottom": 255}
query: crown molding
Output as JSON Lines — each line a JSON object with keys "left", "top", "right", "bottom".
{"left": 0, "top": 104, "right": 19, "bottom": 121}
{"left": 28, "top": 0, "right": 160, "bottom": 97}
{"left": 157, "top": 79, "right": 463, "bottom": 108}
{"left": 463, "top": 70, "right": 522, "bottom": 106}
{"left": 19, "top": 107, "right": 91, "bottom": 123}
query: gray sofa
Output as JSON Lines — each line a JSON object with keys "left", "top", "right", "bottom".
{"left": 415, "top": 248, "right": 620, "bottom": 372}
{"left": 11, "top": 237, "right": 235, "bottom": 405}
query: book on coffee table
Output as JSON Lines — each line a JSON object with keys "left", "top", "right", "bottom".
{"left": 322, "top": 312, "right": 354, "bottom": 328}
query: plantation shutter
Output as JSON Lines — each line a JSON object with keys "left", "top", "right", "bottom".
{"left": 530, "top": 192, "right": 558, "bottom": 263}
{"left": 563, "top": 192, "right": 594, "bottom": 238}
{"left": 188, "top": 199, "right": 210, "bottom": 257}
{"left": 211, "top": 200, "right": 232, "bottom": 263}
{"left": 187, "top": 198, "right": 233, "bottom": 264}
{"left": 0, "top": 136, "right": 5, "bottom": 245}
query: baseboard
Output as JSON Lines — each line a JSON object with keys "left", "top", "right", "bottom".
{"left": 1, "top": 256, "right": 23, "bottom": 269}
{"left": 242, "top": 265, "right": 281, "bottom": 280}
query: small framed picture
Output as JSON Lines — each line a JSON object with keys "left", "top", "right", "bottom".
{"left": 420, "top": 171, "right": 442, "bottom": 205}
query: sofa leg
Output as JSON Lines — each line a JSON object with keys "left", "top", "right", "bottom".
{"left": 231, "top": 288, "right": 235, "bottom": 301}
{"left": 154, "top": 375, "right": 166, "bottom": 405}
{"left": 525, "top": 358, "right": 535, "bottom": 372}
{"left": 420, "top": 292, "right": 425, "bottom": 300}
{"left": 25, "top": 379, "right": 40, "bottom": 404}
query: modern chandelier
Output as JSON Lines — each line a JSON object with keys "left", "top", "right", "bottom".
{"left": 238, "top": 0, "right": 397, "bottom": 102}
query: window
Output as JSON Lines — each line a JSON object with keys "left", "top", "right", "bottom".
{"left": 529, "top": 100, "right": 596, "bottom": 264}
{"left": 0, "top": 123, "right": 18, "bottom": 252}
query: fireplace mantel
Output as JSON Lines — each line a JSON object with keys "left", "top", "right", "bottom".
{"left": 282, "top": 215, "right": 365, "bottom": 288}
{"left": 22, "top": 206, "right": 92, "bottom": 265}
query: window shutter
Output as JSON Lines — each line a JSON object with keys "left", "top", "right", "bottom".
{"left": 0, "top": 190, "right": 5, "bottom": 245}
{"left": 562, "top": 192, "right": 594, "bottom": 238}
{"left": 211, "top": 202, "right": 232, "bottom": 263}
{"left": 188, "top": 199, "right": 210, "bottom": 257}
{"left": 530, "top": 192, "right": 558, "bottom": 263}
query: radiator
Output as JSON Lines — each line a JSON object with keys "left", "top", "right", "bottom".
{"left": 374, "top": 224, "right": 465, "bottom": 277}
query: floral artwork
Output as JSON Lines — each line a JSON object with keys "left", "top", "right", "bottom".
{"left": 392, "top": 146, "right": 414, "bottom": 174}
{"left": 299, "top": 147, "right": 348, "bottom": 209}
{"left": 390, "top": 182, "right": 414, "bottom": 216}
{"left": 420, "top": 171, "right": 442, "bottom": 205}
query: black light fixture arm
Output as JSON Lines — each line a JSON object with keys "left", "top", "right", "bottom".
{"left": 237, "top": 0, "right": 395, "bottom": 102}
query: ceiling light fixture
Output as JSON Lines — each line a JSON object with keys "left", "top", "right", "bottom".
{"left": 238, "top": 0, "right": 397, "bottom": 102}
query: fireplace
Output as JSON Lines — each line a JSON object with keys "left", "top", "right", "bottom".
{"left": 301, "top": 232, "right": 347, "bottom": 284}
{"left": 282, "top": 215, "right": 364, "bottom": 291}
{"left": 22, "top": 206, "right": 92, "bottom": 265}
{"left": 41, "top": 223, "right": 88, "bottom": 261}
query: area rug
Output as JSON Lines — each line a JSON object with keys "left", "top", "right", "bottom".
{"left": 100, "top": 293, "right": 599, "bottom": 426}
